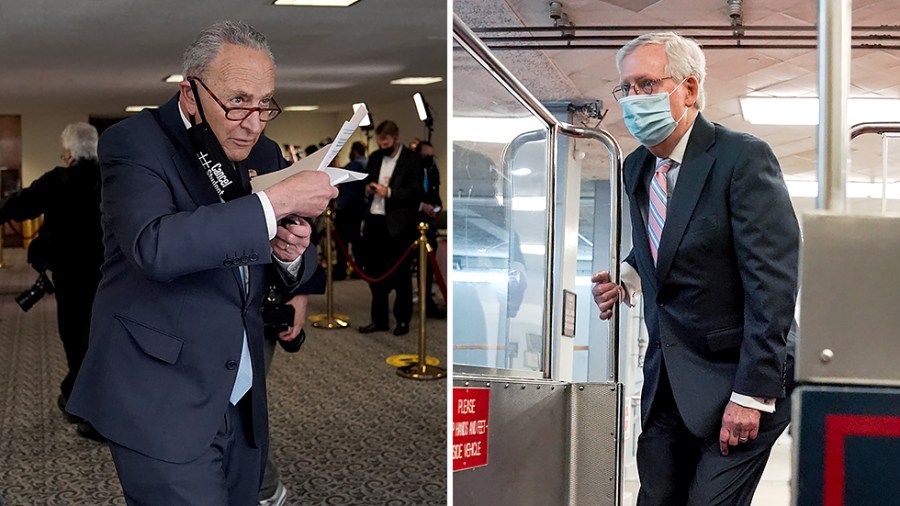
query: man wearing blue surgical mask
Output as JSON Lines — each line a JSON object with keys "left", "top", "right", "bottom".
{"left": 591, "top": 32, "right": 799, "bottom": 506}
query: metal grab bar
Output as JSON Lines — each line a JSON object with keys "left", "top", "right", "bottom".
{"left": 850, "top": 122, "right": 900, "bottom": 140}
{"left": 453, "top": 13, "right": 625, "bottom": 383}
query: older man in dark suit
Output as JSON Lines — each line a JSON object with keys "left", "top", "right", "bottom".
{"left": 592, "top": 32, "right": 799, "bottom": 506}
{"left": 67, "top": 21, "right": 337, "bottom": 505}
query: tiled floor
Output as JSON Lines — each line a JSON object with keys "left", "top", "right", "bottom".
{"left": 622, "top": 431, "right": 793, "bottom": 505}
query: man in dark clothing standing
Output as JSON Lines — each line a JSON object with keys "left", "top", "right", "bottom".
{"left": 0, "top": 122, "right": 104, "bottom": 440}
{"left": 359, "top": 121, "right": 423, "bottom": 336}
{"left": 332, "top": 141, "right": 367, "bottom": 280}
{"left": 415, "top": 141, "right": 444, "bottom": 317}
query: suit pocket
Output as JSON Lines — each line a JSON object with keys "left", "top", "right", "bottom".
{"left": 114, "top": 314, "right": 184, "bottom": 364}
{"left": 706, "top": 324, "right": 742, "bottom": 352}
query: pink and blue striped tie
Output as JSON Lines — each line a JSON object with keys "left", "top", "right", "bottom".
{"left": 648, "top": 158, "right": 674, "bottom": 265}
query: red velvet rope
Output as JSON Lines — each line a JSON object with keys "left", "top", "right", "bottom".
{"left": 331, "top": 227, "right": 419, "bottom": 284}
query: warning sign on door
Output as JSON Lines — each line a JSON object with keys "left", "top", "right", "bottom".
{"left": 452, "top": 387, "right": 490, "bottom": 471}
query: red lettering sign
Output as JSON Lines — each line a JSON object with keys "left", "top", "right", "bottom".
{"left": 452, "top": 387, "right": 490, "bottom": 471}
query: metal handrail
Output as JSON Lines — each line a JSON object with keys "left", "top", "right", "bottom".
{"left": 453, "top": 13, "right": 624, "bottom": 384}
{"left": 850, "top": 122, "right": 900, "bottom": 140}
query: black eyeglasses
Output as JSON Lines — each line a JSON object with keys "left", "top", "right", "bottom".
{"left": 189, "top": 77, "right": 282, "bottom": 122}
{"left": 612, "top": 76, "right": 676, "bottom": 101}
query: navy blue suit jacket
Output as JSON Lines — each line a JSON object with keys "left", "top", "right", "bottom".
{"left": 624, "top": 114, "right": 799, "bottom": 438}
{"left": 68, "top": 94, "right": 316, "bottom": 463}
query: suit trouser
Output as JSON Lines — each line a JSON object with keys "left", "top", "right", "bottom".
{"left": 636, "top": 361, "right": 790, "bottom": 506}
{"left": 108, "top": 397, "right": 264, "bottom": 506}
{"left": 259, "top": 337, "right": 280, "bottom": 500}
{"left": 51, "top": 269, "right": 99, "bottom": 399}
{"left": 363, "top": 215, "right": 413, "bottom": 327}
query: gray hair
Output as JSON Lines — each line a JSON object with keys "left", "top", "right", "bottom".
{"left": 60, "top": 122, "right": 98, "bottom": 161}
{"left": 182, "top": 21, "right": 274, "bottom": 80}
{"left": 616, "top": 32, "right": 707, "bottom": 111}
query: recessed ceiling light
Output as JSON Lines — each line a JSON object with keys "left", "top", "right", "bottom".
{"left": 163, "top": 74, "right": 184, "bottom": 83}
{"left": 273, "top": 0, "right": 360, "bottom": 6}
{"left": 125, "top": 106, "right": 158, "bottom": 112}
{"left": 740, "top": 96, "right": 900, "bottom": 125}
{"left": 390, "top": 77, "right": 443, "bottom": 86}
{"left": 283, "top": 105, "right": 320, "bottom": 112}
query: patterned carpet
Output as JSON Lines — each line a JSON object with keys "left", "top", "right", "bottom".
{"left": 0, "top": 248, "right": 447, "bottom": 505}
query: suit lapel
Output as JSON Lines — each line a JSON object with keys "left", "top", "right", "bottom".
{"left": 155, "top": 95, "right": 221, "bottom": 208}
{"left": 655, "top": 115, "right": 716, "bottom": 286}
{"left": 625, "top": 149, "right": 659, "bottom": 288}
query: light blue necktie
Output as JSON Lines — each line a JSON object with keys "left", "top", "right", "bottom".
{"left": 229, "top": 266, "right": 252, "bottom": 404}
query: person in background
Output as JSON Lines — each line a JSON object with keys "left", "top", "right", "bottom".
{"left": 332, "top": 141, "right": 368, "bottom": 280}
{"left": 359, "top": 121, "right": 423, "bottom": 336}
{"left": 0, "top": 122, "right": 105, "bottom": 442}
{"left": 591, "top": 32, "right": 799, "bottom": 506}
{"left": 414, "top": 140, "right": 444, "bottom": 318}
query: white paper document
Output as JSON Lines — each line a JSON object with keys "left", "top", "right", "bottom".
{"left": 250, "top": 104, "right": 369, "bottom": 192}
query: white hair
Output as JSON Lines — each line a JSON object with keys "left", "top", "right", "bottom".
{"left": 616, "top": 32, "right": 707, "bottom": 110}
{"left": 182, "top": 21, "right": 274, "bottom": 80}
{"left": 60, "top": 122, "right": 98, "bottom": 161}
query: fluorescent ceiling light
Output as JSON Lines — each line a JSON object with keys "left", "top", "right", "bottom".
{"left": 353, "top": 103, "right": 371, "bottom": 127}
{"left": 740, "top": 97, "right": 900, "bottom": 125}
{"left": 390, "top": 77, "right": 443, "bottom": 86}
{"left": 273, "top": 0, "right": 360, "bottom": 6}
{"left": 125, "top": 105, "right": 158, "bottom": 112}
{"left": 785, "top": 179, "right": 900, "bottom": 199}
{"left": 453, "top": 116, "right": 546, "bottom": 144}
{"left": 163, "top": 74, "right": 183, "bottom": 83}
{"left": 510, "top": 167, "right": 532, "bottom": 177}
{"left": 283, "top": 105, "right": 320, "bottom": 112}
{"left": 511, "top": 196, "right": 547, "bottom": 212}
{"left": 520, "top": 243, "right": 545, "bottom": 255}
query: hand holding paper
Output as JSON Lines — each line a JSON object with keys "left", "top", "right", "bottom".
{"left": 264, "top": 170, "right": 337, "bottom": 219}
{"left": 251, "top": 104, "right": 369, "bottom": 192}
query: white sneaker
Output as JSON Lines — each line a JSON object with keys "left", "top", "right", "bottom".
{"left": 258, "top": 481, "right": 287, "bottom": 506}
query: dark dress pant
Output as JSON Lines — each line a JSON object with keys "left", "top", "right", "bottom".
{"left": 108, "top": 397, "right": 264, "bottom": 506}
{"left": 636, "top": 361, "right": 790, "bottom": 506}
{"left": 363, "top": 214, "right": 413, "bottom": 327}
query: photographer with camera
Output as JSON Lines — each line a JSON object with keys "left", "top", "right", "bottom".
{"left": 0, "top": 122, "right": 104, "bottom": 441}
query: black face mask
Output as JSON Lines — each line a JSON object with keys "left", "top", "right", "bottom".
{"left": 187, "top": 80, "right": 247, "bottom": 202}
{"left": 421, "top": 155, "right": 434, "bottom": 167}
{"left": 377, "top": 146, "right": 395, "bottom": 158}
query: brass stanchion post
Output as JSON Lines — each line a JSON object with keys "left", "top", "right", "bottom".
{"left": 396, "top": 223, "right": 446, "bottom": 380}
{"left": 309, "top": 208, "right": 350, "bottom": 329}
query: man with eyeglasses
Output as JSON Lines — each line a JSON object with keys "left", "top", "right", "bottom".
{"left": 67, "top": 21, "right": 337, "bottom": 505}
{"left": 591, "top": 32, "right": 799, "bottom": 505}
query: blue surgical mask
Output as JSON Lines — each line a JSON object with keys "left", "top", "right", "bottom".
{"left": 618, "top": 80, "right": 687, "bottom": 146}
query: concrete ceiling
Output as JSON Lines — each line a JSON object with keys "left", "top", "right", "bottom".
{"left": 453, "top": 0, "right": 900, "bottom": 183}
{"left": 0, "top": 0, "right": 447, "bottom": 115}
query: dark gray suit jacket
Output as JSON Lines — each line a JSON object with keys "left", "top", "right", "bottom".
{"left": 68, "top": 94, "right": 316, "bottom": 463}
{"left": 624, "top": 114, "right": 800, "bottom": 438}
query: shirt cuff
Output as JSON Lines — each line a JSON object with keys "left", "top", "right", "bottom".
{"left": 619, "top": 261, "right": 642, "bottom": 307}
{"left": 256, "top": 192, "right": 277, "bottom": 240}
{"left": 730, "top": 392, "right": 776, "bottom": 413}
{"left": 272, "top": 251, "right": 303, "bottom": 279}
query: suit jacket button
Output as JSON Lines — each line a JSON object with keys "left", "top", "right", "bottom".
{"left": 657, "top": 302, "right": 664, "bottom": 307}
{"left": 223, "top": 259, "right": 232, "bottom": 267}
{"left": 250, "top": 253, "right": 259, "bottom": 262}
{"left": 241, "top": 255, "right": 250, "bottom": 263}
{"left": 226, "top": 360, "right": 237, "bottom": 370}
